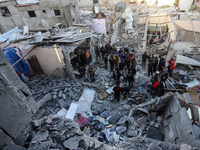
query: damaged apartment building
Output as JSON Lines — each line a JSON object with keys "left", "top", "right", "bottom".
{"left": 0, "top": 0, "right": 200, "bottom": 150}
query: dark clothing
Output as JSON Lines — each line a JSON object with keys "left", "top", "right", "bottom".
{"left": 127, "top": 73, "right": 135, "bottom": 87}
{"left": 142, "top": 53, "right": 148, "bottom": 68}
{"left": 153, "top": 74, "right": 160, "bottom": 82}
{"left": 88, "top": 67, "right": 95, "bottom": 82}
{"left": 124, "top": 48, "right": 129, "bottom": 53}
{"left": 109, "top": 58, "right": 114, "bottom": 72}
{"left": 100, "top": 47, "right": 104, "bottom": 59}
{"left": 122, "top": 86, "right": 131, "bottom": 99}
{"left": 80, "top": 54, "right": 86, "bottom": 66}
{"left": 119, "top": 61, "right": 125, "bottom": 70}
{"left": 116, "top": 69, "right": 121, "bottom": 83}
{"left": 149, "top": 38, "right": 154, "bottom": 45}
{"left": 79, "top": 67, "right": 86, "bottom": 75}
{"left": 113, "top": 85, "right": 122, "bottom": 101}
{"left": 153, "top": 59, "right": 158, "bottom": 72}
{"left": 104, "top": 55, "right": 108, "bottom": 70}
{"left": 148, "top": 59, "right": 153, "bottom": 76}
{"left": 125, "top": 55, "right": 130, "bottom": 69}
{"left": 155, "top": 82, "right": 164, "bottom": 96}
{"left": 161, "top": 74, "right": 168, "bottom": 82}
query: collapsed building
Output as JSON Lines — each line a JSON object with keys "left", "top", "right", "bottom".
{"left": 0, "top": 0, "right": 200, "bottom": 150}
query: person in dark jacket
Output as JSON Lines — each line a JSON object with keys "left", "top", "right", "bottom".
{"left": 113, "top": 83, "right": 122, "bottom": 102}
{"left": 127, "top": 71, "right": 135, "bottom": 87}
{"left": 122, "top": 86, "right": 131, "bottom": 99}
{"left": 104, "top": 53, "right": 108, "bottom": 70}
{"left": 109, "top": 55, "right": 115, "bottom": 72}
{"left": 80, "top": 52, "right": 86, "bottom": 66}
{"left": 100, "top": 46, "right": 104, "bottom": 59}
{"left": 148, "top": 58, "right": 153, "bottom": 76}
{"left": 153, "top": 57, "right": 158, "bottom": 72}
{"left": 119, "top": 59, "right": 125, "bottom": 74}
{"left": 142, "top": 52, "right": 148, "bottom": 68}
{"left": 116, "top": 68, "right": 121, "bottom": 83}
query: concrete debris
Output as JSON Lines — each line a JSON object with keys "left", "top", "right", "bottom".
{"left": 65, "top": 103, "right": 79, "bottom": 120}
{"left": 63, "top": 138, "right": 79, "bottom": 149}
{"left": 2, "top": 142, "right": 27, "bottom": 150}
{"left": 176, "top": 55, "right": 200, "bottom": 67}
{"left": 37, "top": 93, "right": 52, "bottom": 108}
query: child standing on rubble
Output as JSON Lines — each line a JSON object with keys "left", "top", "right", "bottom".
{"left": 88, "top": 66, "right": 95, "bottom": 82}
{"left": 113, "top": 83, "right": 122, "bottom": 102}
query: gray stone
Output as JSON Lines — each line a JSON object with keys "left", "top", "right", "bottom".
{"left": 53, "top": 95, "right": 57, "bottom": 100}
{"left": 2, "top": 142, "right": 26, "bottom": 150}
{"left": 116, "top": 126, "right": 127, "bottom": 134}
{"left": 127, "top": 129, "right": 138, "bottom": 137}
{"left": 180, "top": 144, "right": 192, "bottom": 150}
{"left": 168, "top": 96, "right": 181, "bottom": 113}
{"left": 147, "top": 143, "right": 161, "bottom": 150}
{"left": 58, "top": 90, "right": 63, "bottom": 98}
{"left": 116, "top": 115, "right": 127, "bottom": 125}
{"left": 37, "top": 93, "right": 52, "bottom": 108}
{"left": 0, "top": 129, "right": 12, "bottom": 148}
{"left": 62, "top": 94, "right": 67, "bottom": 100}
{"left": 146, "top": 127, "right": 165, "bottom": 141}
{"left": 58, "top": 99, "right": 66, "bottom": 108}
{"left": 63, "top": 138, "right": 79, "bottom": 149}
{"left": 108, "top": 114, "right": 120, "bottom": 124}
{"left": 28, "top": 140, "right": 52, "bottom": 150}
{"left": 137, "top": 117, "right": 146, "bottom": 130}
{"left": 137, "top": 107, "right": 149, "bottom": 114}
{"left": 68, "top": 90, "right": 74, "bottom": 97}
{"left": 14, "top": 133, "right": 29, "bottom": 147}
{"left": 183, "top": 93, "right": 194, "bottom": 104}
{"left": 97, "top": 100, "right": 103, "bottom": 104}
{"left": 31, "top": 130, "right": 49, "bottom": 143}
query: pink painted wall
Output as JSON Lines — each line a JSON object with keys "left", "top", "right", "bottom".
{"left": 90, "top": 19, "right": 107, "bottom": 35}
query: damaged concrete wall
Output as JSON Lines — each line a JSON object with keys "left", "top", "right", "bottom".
{"left": 0, "top": 0, "right": 79, "bottom": 32}
{"left": 163, "top": 95, "right": 195, "bottom": 144}
{"left": 0, "top": 1, "right": 25, "bottom": 32}
{"left": 20, "top": 45, "right": 66, "bottom": 77}
{"left": 0, "top": 49, "right": 38, "bottom": 148}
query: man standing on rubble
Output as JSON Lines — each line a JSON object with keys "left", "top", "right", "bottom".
{"left": 113, "top": 83, "right": 122, "bottom": 102}
{"left": 109, "top": 55, "right": 115, "bottom": 72}
{"left": 119, "top": 59, "right": 125, "bottom": 74}
{"left": 158, "top": 56, "right": 165, "bottom": 73}
{"left": 127, "top": 71, "right": 135, "bottom": 87}
{"left": 85, "top": 49, "right": 90, "bottom": 64}
{"left": 142, "top": 52, "right": 148, "bottom": 68}
{"left": 148, "top": 58, "right": 153, "bottom": 76}
{"left": 104, "top": 53, "right": 108, "bottom": 70}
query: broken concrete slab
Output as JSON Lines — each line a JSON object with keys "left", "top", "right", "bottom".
{"left": 116, "top": 115, "right": 127, "bottom": 125}
{"left": 2, "top": 142, "right": 27, "bottom": 150}
{"left": 106, "top": 86, "right": 115, "bottom": 94}
{"left": 147, "top": 143, "right": 162, "bottom": 150}
{"left": 180, "top": 144, "right": 192, "bottom": 150}
{"left": 183, "top": 93, "right": 195, "bottom": 104}
{"left": 63, "top": 138, "right": 79, "bottom": 149}
{"left": 37, "top": 93, "right": 52, "bottom": 108}
{"left": 146, "top": 127, "right": 165, "bottom": 141}
{"left": 108, "top": 114, "right": 120, "bottom": 124}
{"left": 54, "top": 108, "right": 68, "bottom": 117}
{"left": 65, "top": 103, "right": 78, "bottom": 120}
{"left": 28, "top": 140, "right": 52, "bottom": 150}
{"left": 0, "top": 129, "right": 13, "bottom": 148}
{"left": 78, "top": 89, "right": 96, "bottom": 107}
{"left": 116, "top": 126, "right": 127, "bottom": 134}
{"left": 176, "top": 55, "right": 200, "bottom": 67}
{"left": 58, "top": 99, "right": 67, "bottom": 108}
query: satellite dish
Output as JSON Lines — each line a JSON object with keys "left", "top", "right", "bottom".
{"left": 114, "top": 2, "right": 126, "bottom": 12}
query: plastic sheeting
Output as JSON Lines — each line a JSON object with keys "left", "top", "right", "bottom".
{"left": 3, "top": 47, "right": 30, "bottom": 76}
{"left": 0, "top": 27, "right": 22, "bottom": 43}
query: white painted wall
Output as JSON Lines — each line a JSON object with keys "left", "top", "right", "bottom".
{"left": 16, "top": 0, "right": 39, "bottom": 5}
{"left": 179, "top": 0, "right": 193, "bottom": 11}
{"left": 20, "top": 45, "right": 66, "bottom": 77}
{"left": 158, "top": 0, "right": 175, "bottom": 7}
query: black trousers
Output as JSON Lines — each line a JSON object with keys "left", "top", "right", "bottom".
{"left": 115, "top": 92, "right": 120, "bottom": 101}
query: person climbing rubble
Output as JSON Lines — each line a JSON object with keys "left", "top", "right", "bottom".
{"left": 168, "top": 57, "right": 175, "bottom": 77}
{"left": 88, "top": 66, "right": 95, "bottom": 82}
{"left": 113, "top": 83, "right": 122, "bottom": 102}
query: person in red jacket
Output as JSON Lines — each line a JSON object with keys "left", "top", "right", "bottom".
{"left": 169, "top": 60, "right": 175, "bottom": 77}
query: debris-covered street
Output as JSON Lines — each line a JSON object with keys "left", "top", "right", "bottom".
{"left": 0, "top": 0, "right": 200, "bottom": 150}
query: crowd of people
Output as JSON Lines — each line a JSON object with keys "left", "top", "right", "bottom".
{"left": 71, "top": 42, "right": 176, "bottom": 101}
